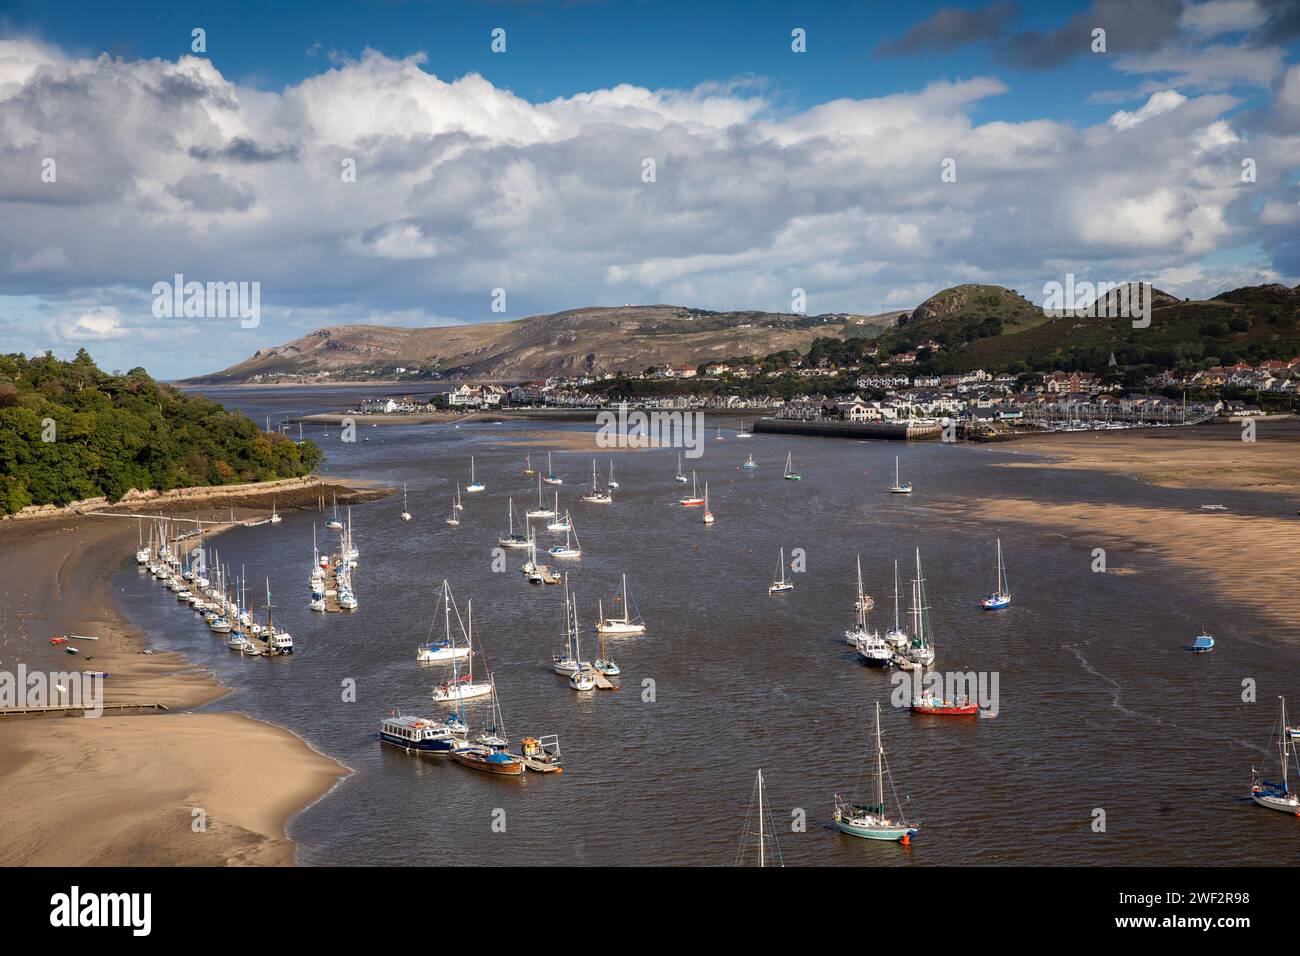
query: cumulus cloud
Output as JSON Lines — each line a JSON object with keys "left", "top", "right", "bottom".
{"left": 50, "top": 306, "right": 128, "bottom": 341}
{"left": 0, "top": 38, "right": 1296, "bottom": 377}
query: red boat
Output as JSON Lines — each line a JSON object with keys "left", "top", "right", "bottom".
{"left": 49, "top": 637, "right": 68, "bottom": 645}
{"left": 911, "top": 695, "right": 979, "bottom": 716}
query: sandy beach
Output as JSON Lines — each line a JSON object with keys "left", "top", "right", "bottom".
{"left": 0, "top": 478, "right": 385, "bottom": 866}
{"left": 972, "top": 420, "right": 1300, "bottom": 633}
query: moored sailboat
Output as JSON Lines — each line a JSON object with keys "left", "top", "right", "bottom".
{"left": 768, "top": 547, "right": 794, "bottom": 594}
{"left": 678, "top": 471, "right": 705, "bottom": 506}
{"left": 597, "top": 574, "right": 646, "bottom": 635}
{"left": 466, "top": 456, "right": 485, "bottom": 493}
{"left": 1251, "top": 697, "right": 1300, "bottom": 814}
{"left": 888, "top": 456, "right": 912, "bottom": 494}
{"left": 783, "top": 451, "right": 801, "bottom": 480}
{"left": 980, "top": 538, "right": 1011, "bottom": 609}
{"left": 832, "top": 702, "right": 920, "bottom": 844}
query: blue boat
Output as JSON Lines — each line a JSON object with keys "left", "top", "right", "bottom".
{"left": 1190, "top": 634, "right": 1215, "bottom": 654}
{"left": 379, "top": 712, "right": 468, "bottom": 754}
{"left": 980, "top": 539, "right": 1011, "bottom": 609}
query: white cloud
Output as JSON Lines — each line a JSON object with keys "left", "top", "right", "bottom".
{"left": 50, "top": 306, "right": 128, "bottom": 341}
{"left": 1108, "top": 89, "right": 1188, "bottom": 129}
{"left": 1179, "top": 0, "right": 1266, "bottom": 36}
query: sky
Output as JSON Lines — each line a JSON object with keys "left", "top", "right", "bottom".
{"left": 2, "top": 0, "right": 1299, "bottom": 378}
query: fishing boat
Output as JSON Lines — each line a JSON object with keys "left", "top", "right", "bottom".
{"left": 400, "top": 483, "right": 412, "bottom": 522}
{"left": 678, "top": 471, "right": 705, "bottom": 506}
{"left": 1190, "top": 632, "right": 1215, "bottom": 653}
{"left": 884, "top": 560, "right": 907, "bottom": 649}
{"left": 768, "top": 548, "right": 794, "bottom": 594}
{"left": 832, "top": 703, "right": 920, "bottom": 844}
{"left": 552, "top": 583, "right": 592, "bottom": 676}
{"left": 521, "top": 734, "right": 564, "bottom": 773}
{"left": 888, "top": 456, "right": 912, "bottom": 495}
{"left": 379, "top": 710, "right": 468, "bottom": 754}
{"left": 417, "top": 581, "right": 475, "bottom": 663}
{"left": 541, "top": 452, "right": 563, "bottom": 485}
{"left": 702, "top": 482, "right": 715, "bottom": 525}
{"left": 607, "top": 461, "right": 619, "bottom": 489}
{"left": 741, "top": 454, "right": 757, "bottom": 470}
{"left": 548, "top": 519, "right": 582, "bottom": 558}
{"left": 446, "top": 499, "right": 460, "bottom": 527}
{"left": 581, "top": 460, "right": 613, "bottom": 503}
{"left": 980, "top": 538, "right": 1011, "bottom": 609}
{"left": 783, "top": 451, "right": 801, "bottom": 480}
{"left": 592, "top": 607, "right": 621, "bottom": 677}
{"left": 431, "top": 601, "right": 494, "bottom": 702}
{"left": 465, "top": 457, "right": 485, "bottom": 493}
{"left": 735, "top": 769, "right": 783, "bottom": 867}
{"left": 597, "top": 574, "right": 646, "bottom": 635}
{"left": 497, "top": 499, "right": 531, "bottom": 548}
{"left": 896, "top": 550, "right": 936, "bottom": 669}
{"left": 326, "top": 493, "right": 344, "bottom": 530}
{"left": 452, "top": 680, "right": 525, "bottom": 776}
{"left": 1251, "top": 697, "right": 1300, "bottom": 814}
{"left": 856, "top": 627, "right": 893, "bottom": 667}
{"left": 674, "top": 453, "right": 688, "bottom": 483}
{"left": 526, "top": 473, "right": 555, "bottom": 519}
{"left": 546, "top": 498, "right": 571, "bottom": 532}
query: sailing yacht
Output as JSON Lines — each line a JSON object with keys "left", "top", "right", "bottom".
{"left": 593, "top": 604, "right": 621, "bottom": 676}
{"left": 702, "top": 482, "right": 715, "bottom": 524}
{"left": 548, "top": 518, "right": 582, "bottom": 558}
{"left": 832, "top": 703, "right": 920, "bottom": 843}
{"left": 446, "top": 499, "right": 460, "bottom": 527}
{"left": 741, "top": 454, "right": 757, "bottom": 470}
{"left": 553, "top": 580, "right": 592, "bottom": 676}
{"left": 523, "top": 454, "right": 535, "bottom": 476}
{"left": 542, "top": 452, "right": 563, "bottom": 485}
{"left": 581, "top": 460, "right": 613, "bottom": 503}
{"left": 674, "top": 453, "right": 689, "bottom": 483}
{"left": 736, "top": 420, "right": 753, "bottom": 439}
{"left": 884, "top": 560, "right": 907, "bottom": 649}
{"left": 897, "top": 549, "right": 936, "bottom": 669}
{"left": 455, "top": 486, "right": 464, "bottom": 510}
{"left": 678, "top": 471, "right": 705, "bottom": 506}
{"left": 466, "top": 457, "right": 485, "bottom": 493}
{"left": 566, "top": 597, "right": 599, "bottom": 692}
{"left": 1251, "top": 697, "right": 1300, "bottom": 814}
{"left": 597, "top": 574, "right": 646, "bottom": 635}
{"left": 736, "top": 769, "right": 783, "bottom": 867}
{"left": 262, "top": 580, "right": 294, "bottom": 655}
{"left": 546, "top": 498, "right": 571, "bottom": 532}
{"left": 400, "top": 483, "right": 412, "bottom": 522}
{"left": 497, "top": 499, "right": 530, "bottom": 548}
{"left": 768, "top": 548, "right": 794, "bottom": 594}
{"left": 326, "top": 492, "right": 344, "bottom": 530}
{"left": 888, "top": 456, "right": 912, "bottom": 494}
{"left": 980, "top": 538, "right": 1011, "bottom": 609}
{"left": 526, "top": 473, "right": 555, "bottom": 519}
{"left": 607, "top": 460, "right": 619, "bottom": 489}
{"left": 431, "top": 601, "right": 494, "bottom": 702}
{"left": 417, "top": 580, "right": 474, "bottom": 663}
{"left": 270, "top": 499, "right": 281, "bottom": 524}
{"left": 783, "top": 451, "right": 801, "bottom": 480}
{"left": 853, "top": 555, "right": 875, "bottom": 614}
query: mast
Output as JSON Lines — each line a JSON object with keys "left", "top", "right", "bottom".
{"left": 758, "top": 769, "right": 766, "bottom": 868}
{"left": 622, "top": 574, "right": 629, "bottom": 624}
{"left": 875, "top": 702, "right": 885, "bottom": 811}
{"left": 1284, "top": 697, "right": 1291, "bottom": 791}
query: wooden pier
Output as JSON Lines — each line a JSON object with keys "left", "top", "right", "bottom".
{"left": 0, "top": 702, "right": 169, "bottom": 718}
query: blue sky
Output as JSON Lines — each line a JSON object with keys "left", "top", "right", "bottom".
{"left": 2, "top": 0, "right": 1298, "bottom": 377}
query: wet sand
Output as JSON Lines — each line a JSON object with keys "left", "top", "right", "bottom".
{"left": 0, "top": 480, "right": 381, "bottom": 865}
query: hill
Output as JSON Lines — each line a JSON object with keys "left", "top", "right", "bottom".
{"left": 0, "top": 350, "right": 322, "bottom": 515}
{"left": 186, "top": 305, "right": 899, "bottom": 384}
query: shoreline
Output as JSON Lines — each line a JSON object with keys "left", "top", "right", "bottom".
{"left": 0, "top": 477, "right": 388, "bottom": 866}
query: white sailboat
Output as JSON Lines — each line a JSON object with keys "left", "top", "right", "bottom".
{"left": 431, "top": 599, "right": 494, "bottom": 702}
{"left": 497, "top": 499, "right": 530, "bottom": 548}
{"left": 553, "top": 577, "right": 592, "bottom": 676}
{"left": 546, "top": 495, "right": 571, "bottom": 532}
{"left": 735, "top": 769, "right": 783, "bottom": 867}
{"left": 526, "top": 473, "right": 555, "bottom": 519}
{"left": 1251, "top": 697, "right": 1300, "bottom": 814}
{"left": 597, "top": 574, "right": 646, "bottom": 635}
{"left": 674, "top": 452, "right": 688, "bottom": 483}
{"left": 897, "top": 549, "right": 936, "bottom": 669}
{"left": 768, "top": 548, "right": 794, "bottom": 594}
{"left": 884, "top": 559, "right": 907, "bottom": 648}
{"left": 736, "top": 419, "right": 753, "bottom": 439}
{"left": 542, "top": 452, "right": 563, "bottom": 485}
{"left": 853, "top": 555, "right": 875, "bottom": 614}
{"left": 888, "top": 455, "right": 912, "bottom": 494}
{"left": 466, "top": 456, "right": 485, "bottom": 493}
{"left": 400, "top": 483, "right": 412, "bottom": 521}
{"left": 417, "top": 580, "right": 474, "bottom": 663}
{"left": 702, "top": 481, "right": 715, "bottom": 524}
{"left": 980, "top": 538, "right": 1011, "bottom": 609}
{"left": 446, "top": 498, "right": 460, "bottom": 527}
{"left": 607, "top": 460, "right": 619, "bottom": 489}
{"left": 783, "top": 451, "right": 801, "bottom": 481}
{"left": 548, "top": 517, "right": 582, "bottom": 558}
{"left": 455, "top": 486, "right": 464, "bottom": 511}
{"left": 566, "top": 597, "right": 598, "bottom": 692}
{"left": 582, "top": 459, "right": 613, "bottom": 503}
{"left": 326, "top": 492, "right": 344, "bottom": 530}
{"left": 270, "top": 498, "right": 282, "bottom": 524}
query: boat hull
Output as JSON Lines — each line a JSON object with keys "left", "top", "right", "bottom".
{"left": 833, "top": 819, "right": 918, "bottom": 842}
{"left": 1252, "top": 791, "right": 1300, "bottom": 814}
{"left": 452, "top": 748, "right": 525, "bottom": 776}
{"left": 380, "top": 732, "right": 464, "bottom": 754}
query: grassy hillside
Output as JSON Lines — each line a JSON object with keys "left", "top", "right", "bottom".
{"left": 0, "top": 350, "right": 322, "bottom": 515}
